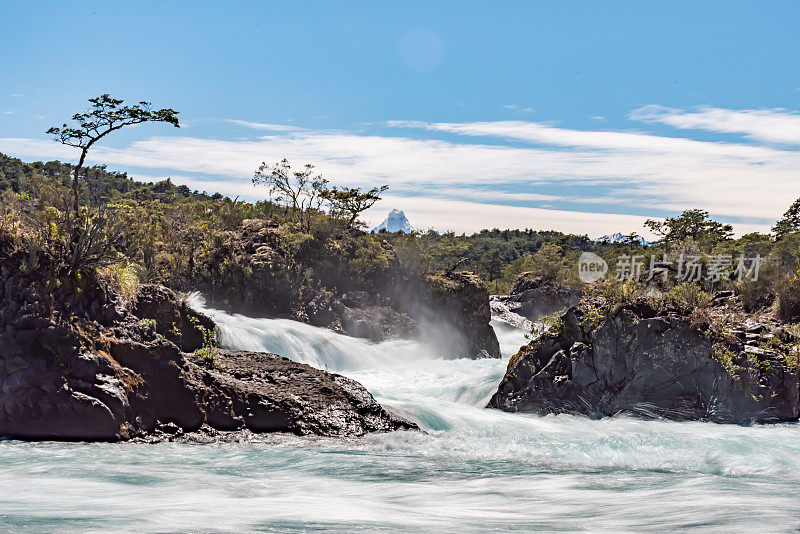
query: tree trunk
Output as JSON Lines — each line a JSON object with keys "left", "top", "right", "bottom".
{"left": 73, "top": 149, "right": 88, "bottom": 222}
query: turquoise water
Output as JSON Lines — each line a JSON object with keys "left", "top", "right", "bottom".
{"left": 1, "top": 297, "right": 799, "bottom": 532}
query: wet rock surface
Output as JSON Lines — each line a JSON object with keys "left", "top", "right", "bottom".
{"left": 184, "top": 350, "right": 416, "bottom": 436}
{"left": 132, "top": 284, "right": 215, "bottom": 352}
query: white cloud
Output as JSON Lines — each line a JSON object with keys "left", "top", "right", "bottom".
{"left": 2, "top": 106, "right": 795, "bottom": 236}
{"left": 630, "top": 105, "right": 800, "bottom": 145}
{"left": 501, "top": 105, "right": 535, "bottom": 113}
{"left": 2, "top": 111, "right": 15, "bottom": 115}
{"left": 431, "top": 188, "right": 561, "bottom": 203}
{"left": 223, "top": 120, "right": 303, "bottom": 132}
{"left": 385, "top": 119, "right": 779, "bottom": 156}
{"left": 384, "top": 119, "right": 800, "bottom": 222}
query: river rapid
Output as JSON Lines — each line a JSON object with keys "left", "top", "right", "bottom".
{"left": 1, "top": 294, "right": 798, "bottom": 532}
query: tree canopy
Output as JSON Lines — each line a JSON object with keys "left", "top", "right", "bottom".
{"left": 645, "top": 209, "right": 733, "bottom": 247}
{"left": 773, "top": 198, "right": 800, "bottom": 239}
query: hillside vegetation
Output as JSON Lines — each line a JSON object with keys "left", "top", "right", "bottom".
{"left": 3, "top": 150, "right": 800, "bottom": 323}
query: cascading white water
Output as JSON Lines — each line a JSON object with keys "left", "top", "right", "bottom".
{"left": 1, "top": 295, "right": 799, "bottom": 532}
{"left": 187, "top": 293, "right": 522, "bottom": 422}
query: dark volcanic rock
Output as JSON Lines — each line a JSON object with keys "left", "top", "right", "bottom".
{"left": 488, "top": 307, "right": 800, "bottom": 423}
{"left": 185, "top": 350, "right": 415, "bottom": 436}
{"left": 423, "top": 270, "right": 501, "bottom": 359}
{"left": 0, "top": 349, "right": 130, "bottom": 441}
{"left": 106, "top": 337, "right": 205, "bottom": 433}
{"left": 0, "top": 232, "right": 417, "bottom": 440}
{"left": 300, "top": 288, "right": 417, "bottom": 341}
{"left": 132, "top": 284, "right": 215, "bottom": 352}
{"left": 0, "top": 238, "right": 131, "bottom": 440}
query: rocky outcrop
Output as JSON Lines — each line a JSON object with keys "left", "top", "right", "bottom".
{"left": 303, "top": 270, "right": 500, "bottom": 355}
{"left": 422, "top": 271, "right": 501, "bottom": 359}
{"left": 300, "top": 288, "right": 417, "bottom": 341}
{"left": 0, "top": 313, "right": 415, "bottom": 441}
{"left": 0, "top": 236, "right": 416, "bottom": 440}
{"left": 0, "top": 236, "right": 130, "bottom": 440}
{"left": 197, "top": 218, "right": 294, "bottom": 316}
{"left": 488, "top": 306, "right": 800, "bottom": 423}
{"left": 340, "top": 305, "right": 417, "bottom": 342}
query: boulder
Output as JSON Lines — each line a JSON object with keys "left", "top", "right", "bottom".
{"left": 340, "top": 305, "right": 417, "bottom": 341}
{"left": 184, "top": 350, "right": 416, "bottom": 436}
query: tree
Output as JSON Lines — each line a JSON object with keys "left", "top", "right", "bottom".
{"left": 430, "top": 232, "right": 470, "bottom": 271}
{"left": 47, "top": 94, "right": 179, "bottom": 222}
{"left": 392, "top": 232, "right": 432, "bottom": 276}
{"left": 645, "top": 209, "right": 733, "bottom": 247}
{"left": 528, "top": 242, "right": 570, "bottom": 284}
{"left": 773, "top": 198, "right": 800, "bottom": 239}
{"left": 322, "top": 185, "right": 389, "bottom": 230}
{"left": 478, "top": 248, "right": 503, "bottom": 291}
{"left": 621, "top": 233, "right": 646, "bottom": 247}
{"left": 252, "top": 159, "right": 328, "bottom": 229}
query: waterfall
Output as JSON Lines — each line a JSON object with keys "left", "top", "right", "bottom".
{"left": 187, "top": 292, "right": 528, "bottom": 411}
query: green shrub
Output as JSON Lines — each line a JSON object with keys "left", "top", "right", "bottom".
{"left": 665, "top": 282, "right": 711, "bottom": 313}
{"left": 579, "top": 307, "right": 605, "bottom": 330}
{"left": 711, "top": 343, "right": 741, "bottom": 377}
{"left": 98, "top": 261, "right": 140, "bottom": 301}
{"left": 194, "top": 326, "right": 221, "bottom": 366}
{"left": 538, "top": 311, "right": 565, "bottom": 337}
{"left": 601, "top": 280, "right": 648, "bottom": 308}
{"left": 776, "top": 270, "right": 800, "bottom": 321}
{"left": 138, "top": 317, "right": 157, "bottom": 331}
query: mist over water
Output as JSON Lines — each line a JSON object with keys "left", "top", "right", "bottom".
{"left": 2, "top": 295, "right": 799, "bottom": 532}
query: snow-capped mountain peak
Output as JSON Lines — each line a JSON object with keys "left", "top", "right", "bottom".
{"left": 371, "top": 209, "right": 415, "bottom": 233}
{"left": 596, "top": 232, "right": 650, "bottom": 245}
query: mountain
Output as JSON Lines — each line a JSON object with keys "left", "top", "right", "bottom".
{"left": 596, "top": 232, "right": 650, "bottom": 246}
{"left": 371, "top": 209, "right": 415, "bottom": 233}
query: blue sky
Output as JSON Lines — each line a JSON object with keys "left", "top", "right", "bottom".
{"left": 2, "top": 1, "right": 800, "bottom": 237}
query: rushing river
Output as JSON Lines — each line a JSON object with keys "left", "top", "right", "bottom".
{"left": 1, "top": 295, "right": 799, "bottom": 532}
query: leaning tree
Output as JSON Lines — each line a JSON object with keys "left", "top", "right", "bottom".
{"left": 47, "top": 94, "right": 180, "bottom": 222}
